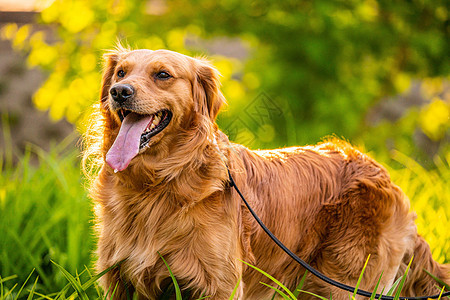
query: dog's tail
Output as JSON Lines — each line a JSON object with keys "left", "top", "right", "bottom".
{"left": 400, "top": 235, "right": 450, "bottom": 296}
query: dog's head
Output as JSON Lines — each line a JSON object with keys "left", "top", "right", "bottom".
{"left": 98, "top": 48, "right": 225, "bottom": 172}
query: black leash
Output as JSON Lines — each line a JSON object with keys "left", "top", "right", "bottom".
{"left": 227, "top": 168, "right": 450, "bottom": 299}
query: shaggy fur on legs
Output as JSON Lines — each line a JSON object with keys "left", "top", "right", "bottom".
{"left": 83, "top": 47, "right": 449, "bottom": 299}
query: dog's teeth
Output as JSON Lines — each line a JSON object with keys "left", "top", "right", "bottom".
{"left": 150, "top": 123, "right": 156, "bottom": 129}
{"left": 153, "top": 115, "right": 161, "bottom": 125}
{"left": 114, "top": 169, "right": 119, "bottom": 173}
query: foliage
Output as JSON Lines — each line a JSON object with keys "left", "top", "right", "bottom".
{"left": 358, "top": 79, "right": 450, "bottom": 165}
{"left": 1, "top": 0, "right": 448, "bottom": 156}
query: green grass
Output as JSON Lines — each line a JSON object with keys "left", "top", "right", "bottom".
{"left": 0, "top": 136, "right": 97, "bottom": 298}
{"left": 0, "top": 140, "right": 449, "bottom": 298}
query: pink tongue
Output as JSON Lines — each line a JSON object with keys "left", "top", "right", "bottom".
{"left": 106, "top": 112, "right": 152, "bottom": 172}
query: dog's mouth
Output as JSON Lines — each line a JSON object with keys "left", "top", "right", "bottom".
{"left": 105, "top": 109, "right": 172, "bottom": 172}
{"left": 117, "top": 109, "right": 172, "bottom": 149}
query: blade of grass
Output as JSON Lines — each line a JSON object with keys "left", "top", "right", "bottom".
{"left": 352, "top": 254, "right": 371, "bottom": 300}
{"left": 67, "top": 260, "right": 124, "bottom": 299}
{"left": 52, "top": 260, "right": 89, "bottom": 300}
{"left": 386, "top": 277, "right": 403, "bottom": 296}
{"left": 26, "top": 276, "right": 39, "bottom": 300}
{"left": 84, "top": 265, "right": 102, "bottom": 297}
{"left": 0, "top": 275, "right": 18, "bottom": 284}
{"left": 293, "top": 270, "right": 308, "bottom": 299}
{"left": 370, "top": 271, "right": 383, "bottom": 300}
{"left": 75, "top": 269, "right": 82, "bottom": 286}
{"left": 158, "top": 252, "right": 182, "bottom": 300}
{"left": 377, "top": 287, "right": 385, "bottom": 300}
{"left": 4, "top": 284, "right": 18, "bottom": 299}
{"left": 53, "top": 283, "right": 71, "bottom": 300}
{"left": 241, "top": 260, "right": 297, "bottom": 299}
{"left": 80, "top": 262, "right": 121, "bottom": 291}
{"left": 109, "top": 283, "right": 120, "bottom": 300}
{"left": 424, "top": 269, "right": 450, "bottom": 291}
{"left": 259, "top": 282, "right": 291, "bottom": 300}
{"left": 30, "top": 291, "right": 55, "bottom": 300}
{"left": 271, "top": 290, "right": 277, "bottom": 300}
{"left": 393, "top": 256, "right": 413, "bottom": 300}
{"left": 102, "top": 283, "right": 113, "bottom": 300}
{"left": 14, "top": 269, "right": 35, "bottom": 300}
{"left": 102, "top": 282, "right": 119, "bottom": 300}
{"left": 438, "top": 286, "right": 445, "bottom": 300}
{"left": 228, "top": 277, "right": 241, "bottom": 300}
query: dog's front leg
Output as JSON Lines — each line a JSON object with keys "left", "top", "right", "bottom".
{"left": 164, "top": 250, "right": 243, "bottom": 300}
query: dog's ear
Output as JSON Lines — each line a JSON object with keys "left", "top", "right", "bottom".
{"left": 193, "top": 59, "right": 226, "bottom": 121}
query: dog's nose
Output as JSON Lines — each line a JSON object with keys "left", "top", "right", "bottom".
{"left": 110, "top": 84, "right": 134, "bottom": 104}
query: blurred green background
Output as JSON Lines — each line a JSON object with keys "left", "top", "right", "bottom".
{"left": 0, "top": 0, "right": 449, "bottom": 297}
{"left": 2, "top": 0, "right": 449, "bottom": 160}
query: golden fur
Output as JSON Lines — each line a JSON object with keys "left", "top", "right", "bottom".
{"left": 84, "top": 47, "right": 449, "bottom": 299}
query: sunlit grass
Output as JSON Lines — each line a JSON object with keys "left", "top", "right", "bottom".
{"left": 385, "top": 150, "right": 450, "bottom": 263}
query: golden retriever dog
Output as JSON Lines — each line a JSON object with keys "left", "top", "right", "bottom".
{"left": 84, "top": 46, "right": 449, "bottom": 299}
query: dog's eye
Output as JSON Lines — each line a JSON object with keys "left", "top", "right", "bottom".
{"left": 117, "top": 70, "right": 126, "bottom": 78}
{"left": 155, "top": 71, "right": 172, "bottom": 80}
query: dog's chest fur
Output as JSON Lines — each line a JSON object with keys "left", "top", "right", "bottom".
{"left": 94, "top": 169, "right": 242, "bottom": 297}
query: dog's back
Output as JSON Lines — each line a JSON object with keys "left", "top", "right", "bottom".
{"left": 229, "top": 139, "right": 448, "bottom": 299}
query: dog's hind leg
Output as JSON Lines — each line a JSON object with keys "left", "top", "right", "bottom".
{"left": 300, "top": 184, "right": 416, "bottom": 299}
